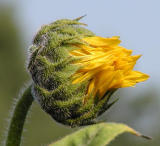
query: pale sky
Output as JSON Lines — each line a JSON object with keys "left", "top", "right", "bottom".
{"left": 1, "top": 0, "right": 160, "bottom": 91}
{"left": 1, "top": 0, "right": 159, "bottom": 133}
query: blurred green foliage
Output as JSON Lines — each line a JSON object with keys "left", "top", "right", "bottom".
{"left": 0, "top": 4, "right": 159, "bottom": 146}
{"left": 0, "top": 5, "right": 28, "bottom": 144}
{"left": 0, "top": 6, "right": 28, "bottom": 96}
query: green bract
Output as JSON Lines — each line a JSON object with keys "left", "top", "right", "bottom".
{"left": 28, "top": 18, "right": 117, "bottom": 127}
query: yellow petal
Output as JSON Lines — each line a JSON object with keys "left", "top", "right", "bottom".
{"left": 125, "top": 71, "right": 150, "bottom": 82}
{"left": 83, "top": 36, "right": 121, "bottom": 47}
{"left": 70, "top": 36, "right": 149, "bottom": 100}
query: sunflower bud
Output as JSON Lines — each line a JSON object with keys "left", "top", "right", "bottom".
{"left": 28, "top": 18, "right": 149, "bottom": 127}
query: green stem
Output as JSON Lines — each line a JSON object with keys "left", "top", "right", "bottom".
{"left": 5, "top": 85, "right": 34, "bottom": 146}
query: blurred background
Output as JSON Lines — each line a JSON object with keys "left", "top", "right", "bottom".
{"left": 0, "top": 0, "right": 159, "bottom": 146}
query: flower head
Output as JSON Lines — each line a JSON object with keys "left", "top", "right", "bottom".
{"left": 70, "top": 36, "right": 149, "bottom": 100}
{"left": 28, "top": 18, "right": 149, "bottom": 127}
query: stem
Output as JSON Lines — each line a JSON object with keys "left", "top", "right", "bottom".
{"left": 5, "top": 85, "right": 34, "bottom": 146}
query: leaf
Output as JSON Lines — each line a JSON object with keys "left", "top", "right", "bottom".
{"left": 49, "top": 122, "right": 151, "bottom": 146}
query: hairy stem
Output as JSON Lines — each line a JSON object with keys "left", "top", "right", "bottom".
{"left": 5, "top": 85, "right": 34, "bottom": 146}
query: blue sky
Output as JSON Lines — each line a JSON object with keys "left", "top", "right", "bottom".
{"left": 2, "top": 0, "right": 160, "bottom": 91}
{"left": 0, "top": 0, "right": 159, "bottom": 134}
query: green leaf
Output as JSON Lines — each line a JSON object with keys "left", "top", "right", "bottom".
{"left": 49, "top": 122, "right": 151, "bottom": 146}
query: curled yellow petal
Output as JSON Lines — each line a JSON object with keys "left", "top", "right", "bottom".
{"left": 83, "top": 36, "right": 121, "bottom": 47}
{"left": 70, "top": 36, "right": 149, "bottom": 99}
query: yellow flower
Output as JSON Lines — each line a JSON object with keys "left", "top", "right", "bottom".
{"left": 70, "top": 36, "right": 149, "bottom": 99}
